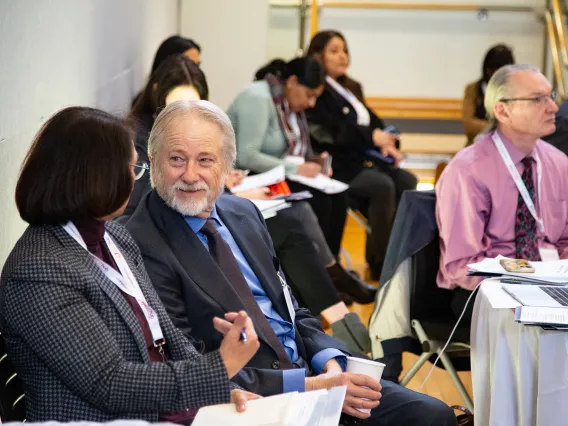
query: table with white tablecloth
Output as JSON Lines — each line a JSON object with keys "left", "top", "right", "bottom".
{"left": 471, "top": 280, "right": 568, "bottom": 426}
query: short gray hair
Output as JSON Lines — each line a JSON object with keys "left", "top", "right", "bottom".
{"left": 484, "top": 64, "right": 541, "bottom": 131}
{"left": 147, "top": 100, "right": 237, "bottom": 171}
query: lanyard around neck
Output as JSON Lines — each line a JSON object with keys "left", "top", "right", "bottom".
{"left": 492, "top": 132, "right": 544, "bottom": 234}
{"left": 62, "top": 222, "right": 165, "bottom": 345}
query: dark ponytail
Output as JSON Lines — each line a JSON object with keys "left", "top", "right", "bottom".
{"left": 254, "top": 57, "right": 325, "bottom": 89}
{"left": 255, "top": 59, "right": 289, "bottom": 81}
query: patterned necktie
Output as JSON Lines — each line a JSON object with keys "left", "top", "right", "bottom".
{"left": 514, "top": 156, "right": 541, "bottom": 261}
{"left": 200, "top": 219, "right": 294, "bottom": 368}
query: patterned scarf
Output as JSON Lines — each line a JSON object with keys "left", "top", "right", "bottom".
{"left": 264, "top": 73, "right": 310, "bottom": 158}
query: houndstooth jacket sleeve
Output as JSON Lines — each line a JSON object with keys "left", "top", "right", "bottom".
{"left": 0, "top": 222, "right": 234, "bottom": 420}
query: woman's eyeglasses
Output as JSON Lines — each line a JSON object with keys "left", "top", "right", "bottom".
{"left": 131, "top": 162, "right": 149, "bottom": 180}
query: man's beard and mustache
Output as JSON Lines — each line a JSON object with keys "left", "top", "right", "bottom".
{"left": 153, "top": 168, "right": 225, "bottom": 217}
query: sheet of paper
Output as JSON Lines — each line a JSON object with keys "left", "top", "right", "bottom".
{"left": 315, "top": 385, "right": 347, "bottom": 426}
{"left": 230, "top": 166, "right": 285, "bottom": 193}
{"left": 192, "top": 386, "right": 347, "bottom": 426}
{"left": 192, "top": 392, "right": 295, "bottom": 426}
{"left": 250, "top": 200, "right": 291, "bottom": 219}
{"left": 481, "top": 280, "right": 519, "bottom": 309}
{"left": 516, "top": 306, "right": 568, "bottom": 325}
{"left": 284, "top": 155, "right": 305, "bottom": 166}
{"left": 285, "top": 389, "right": 327, "bottom": 426}
{"left": 287, "top": 174, "right": 349, "bottom": 195}
{"left": 468, "top": 256, "right": 568, "bottom": 284}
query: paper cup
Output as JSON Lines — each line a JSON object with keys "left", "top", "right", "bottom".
{"left": 346, "top": 357, "right": 386, "bottom": 413}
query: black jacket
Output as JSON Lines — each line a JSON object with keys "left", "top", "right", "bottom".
{"left": 306, "top": 80, "right": 386, "bottom": 183}
{"left": 122, "top": 112, "right": 154, "bottom": 220}
{"left": 125, "top": 191, "right": 349, "bottom": 396}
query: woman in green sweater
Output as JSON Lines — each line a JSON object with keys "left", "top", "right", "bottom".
{"left": 227, "top": 58, "right": 347, "bottom": 261}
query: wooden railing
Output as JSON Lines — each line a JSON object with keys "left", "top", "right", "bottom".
{"left": 545, "top": 0, "right": 568, "bottom": 101}
{"left": 270, "top": 1, "right": 538, "bottom": 41}
{"left": 271, "top": 0, "right": 568, "bottom": 103}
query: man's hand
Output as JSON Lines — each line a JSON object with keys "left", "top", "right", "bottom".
{"left": 231, "top": 389, "right": 263, "bottom": 413}
{"left": 322, "top": 358, "right": 344, "bottom": 375}
{"left": 305, "top": 372, "right": 382, "bottom": 419}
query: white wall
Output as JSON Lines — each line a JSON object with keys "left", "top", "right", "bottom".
{"left": 268, "top": 0, "right": 547, "bottom": 98}
{"left": 180, "top": 0, "right": 270, "bottom": 110}
{"left": 0, "top": 0, "right": 179, "bottom": 266}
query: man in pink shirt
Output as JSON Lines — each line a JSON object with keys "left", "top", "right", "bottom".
{"left": 437, "top": 64, "right": 568, "bottom": 323}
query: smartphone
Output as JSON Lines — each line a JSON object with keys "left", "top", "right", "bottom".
{"left": 383, "top": 125, "right": 401, "bottom": 138}
{"left": 499, "top": 258, "right": 535, "bottom": 273}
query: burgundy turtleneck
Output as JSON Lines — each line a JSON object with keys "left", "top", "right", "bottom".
{"left": 74, "top": 218, "right": 197, "bottom": 424}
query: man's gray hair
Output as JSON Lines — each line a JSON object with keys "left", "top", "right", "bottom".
{"left": 147, "top": 100, "right": 237, "bottom": 171}
{"left": 484, "top": 64, "right": 541, "bottom": 131}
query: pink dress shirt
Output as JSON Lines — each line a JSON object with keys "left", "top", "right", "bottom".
{"left": 436, "top": 130, "right": 568, "bottom": 290}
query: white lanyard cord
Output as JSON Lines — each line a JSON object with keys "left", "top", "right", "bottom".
{"left": 492, "top": 132, "right": 544, "bottom": 234}
{"left": 325, "top": 76, "right": 371, "bottom": 126}
{"left": 62, "top": 222, "right": 165, "bottom": 345}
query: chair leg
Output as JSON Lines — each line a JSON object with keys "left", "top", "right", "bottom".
{"left": 399, "top": 351, "right": 433, "bottom": 386}
{"left": 347, "top": 209, "right": 372, "bottom": 234}
{"left": 339, "top": 248, "right": 353, "bottom": 270}
{"left": 438, "top": 351, "right": 474, "bottom": 412}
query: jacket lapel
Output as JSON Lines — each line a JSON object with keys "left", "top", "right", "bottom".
{"left": 216, "top": 201, "right": 292, "bottom": 323}
{"left": 146, "top": 192, "right": 250, "bottom": 318}
{"left": 51, "top": 225, "right": 150, "bottom": 360}
{"left": 326, "top": 82, "right": 358, "bottom": 122}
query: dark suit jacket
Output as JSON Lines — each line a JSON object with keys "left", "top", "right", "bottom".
{"left": 0, "top": 222, "right": 232, "bottom": 422}
{"left": 126, "top": 191, "right": 349, "bottom": 396}
{"left": 306, "top": 80, "right": 386, "bottom": 183}
{"left": 122, "top": 112, "right": 154, "bottom": 220}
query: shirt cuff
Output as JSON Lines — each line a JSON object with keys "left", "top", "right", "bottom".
{"left": 311, "top": 349, "right": 347, "bottom": 374}
{"left": 282, "top": 368, "right": 306, "bottom": 393}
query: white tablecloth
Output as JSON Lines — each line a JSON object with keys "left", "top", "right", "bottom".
{"left": 472, "top": 281, "right": 568, "bottom": 426}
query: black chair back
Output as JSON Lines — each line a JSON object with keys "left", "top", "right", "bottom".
{"left": 410, "top": 236, "right": 455, "bottom": 323}
{"left": 0, "top": 334, "right": 25, "bottom": 422}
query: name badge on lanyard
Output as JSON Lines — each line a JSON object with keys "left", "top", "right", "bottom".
{"left": 277, "top": 271, "right": 296, "bottom": 323}
{"left": 62, "top": 222, "right": 165, "bottom": 346}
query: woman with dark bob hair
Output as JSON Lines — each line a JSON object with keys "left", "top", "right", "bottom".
{"left": 0, "top": 106, "right": 260, "bottom": 423}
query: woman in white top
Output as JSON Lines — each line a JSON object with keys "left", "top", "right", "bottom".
{"left": 306, "top": 30, "right": 418, "bottom": 280}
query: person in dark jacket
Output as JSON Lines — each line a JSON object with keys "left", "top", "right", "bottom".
{"left": 0, "top": 106, "right": 260, "bottom": 423}
{"left": 125, "top": 54, "right": 208, "bottom": 218}
{"left": 122, "top": 54, "right": 376, "bottom": 313}
{"left": 306, "top": 30, "right": 418, "bottom": 279}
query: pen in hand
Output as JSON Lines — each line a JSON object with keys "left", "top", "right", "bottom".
{"left": 240, "top": 330, "right": 248, "bottom": 343}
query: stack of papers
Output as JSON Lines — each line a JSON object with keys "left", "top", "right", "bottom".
{"left": 287, "top": 174, "right": 349, "bottom": 195}
{"left": 231, "top": 166, "right": 286, "bottom": 193}
{"left": 515, "top": 305, "right": 568, "bottom": 327}
{"left": 467, "top": 256, "right": 568, "bottom": 285}
{"left": 251, "top": 199, "right": 291, "bottom": 220}
{"left": 192, "top": 386, "right": 347, "bottom": 426}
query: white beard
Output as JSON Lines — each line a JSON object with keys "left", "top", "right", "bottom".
{"left": 153, "top": 169, "right": 225, "bottom": 217}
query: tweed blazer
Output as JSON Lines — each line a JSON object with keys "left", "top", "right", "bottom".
{"left": 0, "top": 221, "right": 234, "bottom": 422}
